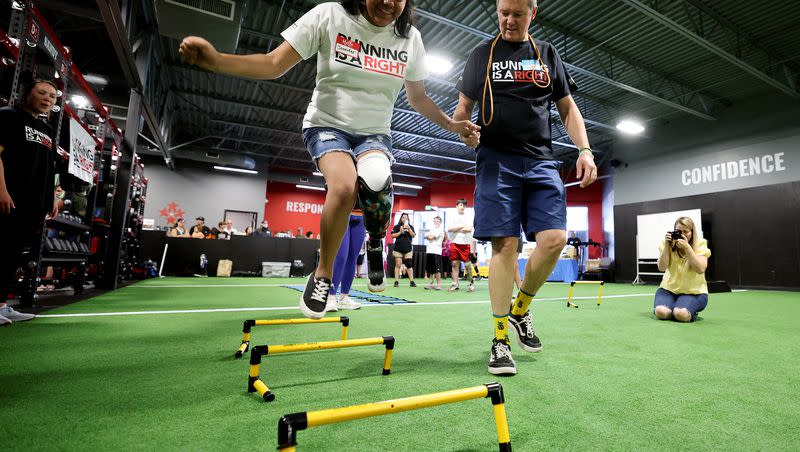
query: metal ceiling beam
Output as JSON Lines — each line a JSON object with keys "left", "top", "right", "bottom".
{"left": 96, "top": 0, "right": 173, "bottom": 167}
{"left": 414, "top": 6, "right": 716, "bottom": 120}
{"left": 206, "top": 120, "right": 476, "bottom": 164}
{"left": 622, "top": 0, "right": 798, "bottom": 98}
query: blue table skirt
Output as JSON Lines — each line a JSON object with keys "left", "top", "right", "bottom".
{"left": 518, "top": 258, "right": 579, "bottom": 283}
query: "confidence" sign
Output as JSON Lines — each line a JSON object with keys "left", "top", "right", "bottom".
{"left": 681, "top": 152, "right": 786, "bottom": 186}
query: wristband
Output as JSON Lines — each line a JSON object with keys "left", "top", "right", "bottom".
{"left": 579, "top": 147, "right": 593, "bottom": 157}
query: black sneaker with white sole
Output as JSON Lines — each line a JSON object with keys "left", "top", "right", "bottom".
{"left": 509, "top": 310, "right": 542, "bottom": 352}
{"left": 488, "top": 338, "right": 517, "bottom": 375}
{"left": 300, "top": 274, "right": 330, "bottom": 319}
{"left": 366, "top": 238, "right": 385, "bottom": 292}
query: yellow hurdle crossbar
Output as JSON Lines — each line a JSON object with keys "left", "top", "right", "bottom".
{"left": 276, "top": 382, "right": 511, "bottom": 451}
{"left": 566, "top": 281, "right": 605, "bottom": 308}
{"left": 247, "top": 336, "right": 394, "bottom": 402}
{"left": 235, "top": 317, "right": 349, "bottom": 358}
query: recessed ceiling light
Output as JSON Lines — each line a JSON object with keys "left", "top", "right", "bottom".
{"left": 426, "top": 55, "right": 453, "bottom": 75}
{"left": 70, "top": 95, "right": 90, "bottom": 110}
{"left": 214, "top": 165, "right": 258, "bottom": 174}
{"left": 296, "top": 184, "right": 325, "bottom": 191}
{"left": 393, "top": 182, "right": 423, "bottom": 190}
{"left": 616, "top": 119, "right": 645, "bottom": 135}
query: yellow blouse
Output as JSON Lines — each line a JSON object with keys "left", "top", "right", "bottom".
{"left": 659, "top": 239, "right": 712, "bottom": 295}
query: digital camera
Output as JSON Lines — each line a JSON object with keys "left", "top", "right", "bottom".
{"left": 671, "top": 230, "right": 684, "bottom": 241}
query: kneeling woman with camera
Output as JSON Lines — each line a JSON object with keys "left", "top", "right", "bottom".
{"left": 654, "top": 217, "right": 711, "bottom": 322}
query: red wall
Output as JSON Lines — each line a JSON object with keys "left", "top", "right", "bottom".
{"left": 566, "top": 179, "right": 604, "bottom": 258}
{"left": 264, "top": 181, "right": 326, "bottom": 236}
{"left": 265, "top": 177, "right": 605, "bottom": 258}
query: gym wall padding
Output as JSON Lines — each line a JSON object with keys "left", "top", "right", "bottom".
{"left": 140, "top": 231, "right": 319, "bottom": 276}
{"left": 614, "top": 180, "right": 800, "bottom": 289}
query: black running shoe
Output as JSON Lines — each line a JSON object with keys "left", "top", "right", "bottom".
{"left": 509, "top": 310, "right": 542, "bottom": 353}
{"left": 300, "top": 274, "right": 330, "bottom": 319}
{"left": 409, "top": 281, "right": 417, "bottom": 288}
{"left": 488, "top": 338, "right": 517, "bottom": 376}
{"left": 367, "top": 238, "right": 385, "bottom": 292}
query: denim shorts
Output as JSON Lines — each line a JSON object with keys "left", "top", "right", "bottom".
{"left": 302, "top": 127, "right": 394, "bottom": 165}
{"left": 474, "top": 146, "right": 566, "bottom": 241}
{"left": 653, "top": 287, "right": 708, "bottom": 321}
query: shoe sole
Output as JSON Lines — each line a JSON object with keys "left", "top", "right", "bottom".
{"left": 299, "top": 297, "right": 326, "bottom": 319}
{"left": 508, "top": 319, "right": 543, "bottom": 353}
{"left": 488, "top": 365, "right": 517, "bottom": 375}
{"left": 337, "top": 304, "right": 361, "bottom": 310}
{"left": 368, "top": 282, "right": 385, "bottom": 292}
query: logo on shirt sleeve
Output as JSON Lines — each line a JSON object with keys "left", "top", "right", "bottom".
{"left": 334, "top": 33, "right": 408, "bottom": 79}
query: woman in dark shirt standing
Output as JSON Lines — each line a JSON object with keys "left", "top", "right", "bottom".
{"left": 391, "top": 212, "right": 416, "bottom": 287}
{"left": 0, "top": 79, "right": 59, "bottom": 325}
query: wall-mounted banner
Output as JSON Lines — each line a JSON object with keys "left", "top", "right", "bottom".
{"left": 615, "top": 132, "right": 800, "bottom": 205}
{"left": 68, "top": 117, "right": 96, "bottom": 183}
{"left": 285, "top": 201, "right": 324, "bottom": 214}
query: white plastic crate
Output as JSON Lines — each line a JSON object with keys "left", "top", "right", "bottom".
{"left": 262, "top": 262, "right": 291, "bottom": 277}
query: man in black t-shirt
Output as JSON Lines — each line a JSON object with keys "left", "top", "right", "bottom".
{"left": 189, "top": 216, "right": 210, "bottom": 238}
{"left": 390, "top": 212, "right": 416, "bottom": 287}
{"left": 0, "top": 80, "right": 59, "bottom": 323}
{"left": 453, "top": 0, "right": 597, "bottom": 375}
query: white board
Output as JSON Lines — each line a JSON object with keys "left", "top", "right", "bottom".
{"left": 636, "top": 209, "right": 702, "bottom": 260}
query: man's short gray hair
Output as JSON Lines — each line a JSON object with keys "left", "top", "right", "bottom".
{"left": 496, "top": 0, "right": 538, "bottom": 8}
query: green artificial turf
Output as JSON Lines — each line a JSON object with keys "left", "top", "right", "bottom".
{"left": 1, "top": 277, "right": 799, "bottom": 451}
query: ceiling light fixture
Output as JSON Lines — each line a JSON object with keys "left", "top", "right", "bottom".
{"left": 296, "top": 184, "right": 326, "bottom": 191}
{"left": 426, "top": 55, "right": 453, "bottom": 75}
{"left": 393, "top": 182, "right": 423, "bottom": 190}
{"left": 213, "top": 165, "right": 258, "bottom": 174}
{"left": 616, "top": 119, "right": 645, "bottom": 135}
{"left": 70, "top": 95, "right": 91, "bottom": 110}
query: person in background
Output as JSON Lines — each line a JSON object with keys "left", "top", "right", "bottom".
{"left": 305, "top": 231, "right": 314, "bottom": 239}
{"left": 253, "top": 219, "right": 272, "bottom": 238}
{"left": 189, "top": 216, "right": 209, "bottom": 238}
{"left": 355, "top": 235, "right": 367, "bottom": 278}
{"left": 654, "top": 216, "right": 711, "bottom": 322}
{"left": 213, "top": 221, "right": 230, "bottom": 240}
{"left": 328, "top": 213, "right": 366, "bottom": 311}
{"left": 391, "top": 212, "right": 416, "bottom": 287}
{"left": 0, "top": 79, "right": 60, "bottom": 325}
{"left": 179, "top": 0, "right": 478, "bottom": 319}
{"left": 244, "top": 226, "right": 253, "bottom": 236}
{"left": 169, "top": 218, "right": 188, "bottom": 238}
{"left": 296, "top": 227, "right": 303, "bottom": 239}
{"left": 424, "top": 215, "right": 444, "bottom": 290}
{"left": 226, "top": 218, "right": 239, "bottom": 235}
{"left": 447, "top": 199, "right": 475, "bottom": 292}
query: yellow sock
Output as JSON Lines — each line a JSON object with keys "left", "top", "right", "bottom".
{"left": 511, "top": 289, "right": 534, "bottom": 316}
{"left": 493, "top": 314, "right": 509, "bottom": 342}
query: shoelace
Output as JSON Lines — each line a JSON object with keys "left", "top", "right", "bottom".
{"left": 520, "top": 313, "right": 536, "bottom": 338}
{"left": 311, "top": 279, "right": 331, "bottom": 303}
{"left": 493, "top": 342, "right": 512, "bottom": 359}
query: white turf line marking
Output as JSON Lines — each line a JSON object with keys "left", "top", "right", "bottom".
{"left": 37, "top": 293, "right": 658, "bottom": 318}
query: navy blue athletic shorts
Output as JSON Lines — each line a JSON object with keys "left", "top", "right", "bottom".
{"left": 474, "top": 146, "right": 566, "bottom": 241}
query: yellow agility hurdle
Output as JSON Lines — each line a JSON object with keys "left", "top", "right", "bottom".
{"left": 248, "top": 336, "right": 394, "bottom": 402}
{"left": 276, "top": 382, "right": 511, "bottom": 451}
{"left": 566, "top": 280, "right": 605, "bottom": 308}
{"left": 235, "top": 317, "right": 349, "bottom": 358}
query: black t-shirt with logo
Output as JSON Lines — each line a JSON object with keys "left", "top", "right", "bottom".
{"left": 0, "top": 106, "right": 56, "bottom": 215}
{"left": 457, "top": 37, "right": 576, "bottom": 159}
{"left": 391, "top": 223, "right": 415, "bottom": 254}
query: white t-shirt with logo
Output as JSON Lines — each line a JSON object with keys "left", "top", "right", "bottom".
{"left": 449, "top": 213, "right": 473, "bottom": 245}
{"left": 425, "top": 226, "right": 444, "bottom": 255}
{"left": 282, "top": 3, "right": 429, "bottom": 136}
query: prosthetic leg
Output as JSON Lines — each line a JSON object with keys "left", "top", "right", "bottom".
{"left": 357, "top": 153, "right": 393, "bottom": 292}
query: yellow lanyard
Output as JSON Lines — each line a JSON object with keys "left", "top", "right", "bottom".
{"left": 481, "top": 33, "right": 551, "bottom": 126}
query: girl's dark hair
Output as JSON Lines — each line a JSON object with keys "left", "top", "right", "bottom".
{"left": 340, "top": 0, "right": 415, "bottom": 38}
{"left": 396, "top": 212, "right": 410, "bottom": 225}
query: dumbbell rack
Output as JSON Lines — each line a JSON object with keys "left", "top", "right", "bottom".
{"left": 119, "top": 157, "right": 147, "bottom": 280}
